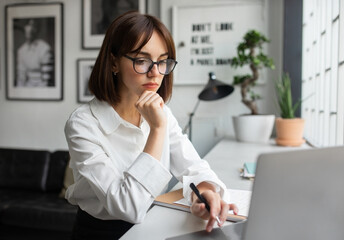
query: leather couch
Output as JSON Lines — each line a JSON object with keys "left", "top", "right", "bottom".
{"left": 0, "top": 148, "right": 77, "bottom": 240}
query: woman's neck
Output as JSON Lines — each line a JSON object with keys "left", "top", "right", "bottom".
{"left": 113, "top": 99, "right": 141, "bottom": 127}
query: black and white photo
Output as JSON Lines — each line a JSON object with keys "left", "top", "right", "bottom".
{"left": 6, "top": 3, "right": 63, "bottom": 100}
{"left": 82, "top": 0, "right": 146, "bottom": 49}
{"left": 77, "top": 59, "right": 95, "bottom": 103}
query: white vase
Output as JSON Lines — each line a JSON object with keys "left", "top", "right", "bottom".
{"left": 232, "top": 115, "right": 275, "bottom": 143}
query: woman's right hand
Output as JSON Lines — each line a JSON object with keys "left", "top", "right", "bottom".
{"left": 135, "top": 90, "right": 167, "bottom": 129}
{"left": 136, "top": 91, "right": 167, "bottom": 161}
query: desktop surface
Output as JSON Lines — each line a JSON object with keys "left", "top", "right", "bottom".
{"left": 120, "top": 138, "right": 311, "bottom": 240}
{"left": 120, "top": 205, "right": 223, "bottom": 240}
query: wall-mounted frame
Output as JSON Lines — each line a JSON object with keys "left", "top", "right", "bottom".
{"left": 5, "top": 3, "right": 63, "bottom": 101}
{"left": 82, "top": 0, "right": 146, "bottom": 49}
{"left": 77, "top": 59, "right": 95, "bottom": 103}
{"left": 172, "top": 2, "right": 265, "bottom": 85}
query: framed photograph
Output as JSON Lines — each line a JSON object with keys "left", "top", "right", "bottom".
{"left": 82, "top": 0, "right": 146, "bottom": 49}
{"left": 77, "top": 59, "right": 95, "bottom": 103}
{"left": 5, "top": 3, "right": 63, "bottom": 101}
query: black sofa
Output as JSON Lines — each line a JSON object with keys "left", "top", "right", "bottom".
{"left": 0, "top": 148, "right": 77, "bottom": 240}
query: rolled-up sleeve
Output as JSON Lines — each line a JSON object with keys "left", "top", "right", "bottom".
{"left": 125, "top": 152, "right": 172, "bottom": 197}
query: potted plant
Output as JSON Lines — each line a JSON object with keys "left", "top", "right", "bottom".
{"left": 274, "top": 73, "right": 305, "bottom": 146}
{"left": 230, "top": 30, "right": 276, "bottom": 143}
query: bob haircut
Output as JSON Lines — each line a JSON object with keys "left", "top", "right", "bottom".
{"left": 89, "top": 11, "right": 176, "bottom": 105}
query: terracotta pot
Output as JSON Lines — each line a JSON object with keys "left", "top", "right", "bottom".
{"left": 275, "top": 118, "right": 305, "bottom": 146}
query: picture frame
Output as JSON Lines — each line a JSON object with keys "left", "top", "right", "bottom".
{"left": 77, "top": 59, "right": 95, "bottom": 103}
{"left": 171, "top": 2, "right": 266, "bottom": 85}
{"left": 82, "top": 0, "right": 146, "bottom": 49}
{"left": 5, "top": 3, "right": 63, "bottom": 101}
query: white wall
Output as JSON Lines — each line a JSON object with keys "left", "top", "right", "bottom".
{"left": 159, "top": 0, "right": 283, "bottom": 154}
{"left": 0, "top": 0, "right": 283, "bottom": 154}
{"left": 0, "top": 0, "right": 98, "bottom": 151}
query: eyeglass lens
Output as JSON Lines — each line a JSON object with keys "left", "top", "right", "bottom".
{"left": 134, "top": 58, "right": 176, "bottom": 75}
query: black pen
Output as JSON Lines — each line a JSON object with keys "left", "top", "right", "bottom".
{"left": 190, "top": 183, "right": 221, "bottom": 226}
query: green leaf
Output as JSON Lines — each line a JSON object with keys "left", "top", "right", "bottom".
{"left": 233, "top": 74, "right": 252, "bottom": 85}
{"left": 274, "top": 73, "right": 305, "bottom": 118}
{"left": 230, "top": 29, "right": 275, "bottom": 114}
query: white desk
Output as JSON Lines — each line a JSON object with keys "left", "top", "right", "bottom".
{"left": 203, "top": 137, "right": 309, "bottom": 191}
{"left": 121, "top": 138, "right": 309, "bottom": 240}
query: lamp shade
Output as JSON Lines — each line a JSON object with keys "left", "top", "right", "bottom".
{"left": 198, "top": 72, "right": 234, "bottom": 101}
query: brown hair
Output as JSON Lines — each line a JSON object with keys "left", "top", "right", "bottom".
{"left": 89, "top": 11, "right": 176, "bottom": 105}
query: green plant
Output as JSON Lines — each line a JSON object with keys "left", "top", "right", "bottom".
{"left": 231, "top": 30, "right": 275, "bottom": 115}
{"left": 275, "top": 73, "right": 301, "bottom": 119}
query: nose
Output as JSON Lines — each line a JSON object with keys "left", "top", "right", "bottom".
{"left": 147, "top": 62, "right": 160, "bottom": 76}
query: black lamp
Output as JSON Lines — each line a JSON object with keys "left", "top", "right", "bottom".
{"left": 183, "top": 72, "right": 234, "bottom": 141}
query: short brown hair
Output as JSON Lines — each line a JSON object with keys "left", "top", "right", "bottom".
{"left": 89, "top": 11, "right": 176, "bottom": 105}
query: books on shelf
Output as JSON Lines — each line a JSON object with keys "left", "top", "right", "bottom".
{"left": 153, "top": 188, "right": 250, "bottom": 222}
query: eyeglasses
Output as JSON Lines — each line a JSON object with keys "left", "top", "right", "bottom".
{"left": 124, "top": 55, "right": 177, "bottom": 75}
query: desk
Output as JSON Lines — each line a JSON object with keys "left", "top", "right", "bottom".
{"left": 121, "top": 138, "right": 309, "bottom": 240}
{"left": 203, "top": 137, "right": 309, "bottom": 190}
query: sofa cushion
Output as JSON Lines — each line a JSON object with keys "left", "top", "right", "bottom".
{"left": 46, "top": 151, "right": 69, "bottom": 191}
{"left": 0, "top": 189, "right": 77, "bottom": 232}
{"left": 0, "top": 149, "right": 50, "bottom": 191}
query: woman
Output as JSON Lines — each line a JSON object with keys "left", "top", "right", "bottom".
{"left": 65, "top": 11, "right": 238, "bottom": 239}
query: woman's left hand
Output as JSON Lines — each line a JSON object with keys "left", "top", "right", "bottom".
{"left": 190, "top": 188, "right": 238, "bottom": 232}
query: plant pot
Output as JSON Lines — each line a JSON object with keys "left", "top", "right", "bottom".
{"left": 275, "top": 118, "right": 305, "bottom": 146}
{"left": 232, "top": 115, "right": 275, "bottom": 143}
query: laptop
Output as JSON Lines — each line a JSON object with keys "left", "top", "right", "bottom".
{"left": 167, "top": 146, "right": 344, "bottom": 240}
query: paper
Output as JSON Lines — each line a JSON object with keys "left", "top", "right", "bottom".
{"left": 174, "top": 189, "right": 252, "bottom": 217}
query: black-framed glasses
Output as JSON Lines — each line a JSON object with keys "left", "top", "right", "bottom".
{"left": 124, "top": 55, "right": 177, "bottom": 75}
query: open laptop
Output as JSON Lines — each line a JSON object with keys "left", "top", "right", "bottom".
{"left": 167, "top": 146, "right": 344, "bottom": 240}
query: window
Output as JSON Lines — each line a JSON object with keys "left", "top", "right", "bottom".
{"left": 302, "top": 0, "right": 344, "bottom": 146}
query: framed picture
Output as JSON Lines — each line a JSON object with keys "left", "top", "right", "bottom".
{"left": 77, "top": 59, "right": 95, "bottom": 103}
{"left": 172, "top": 2, "right": 266, "bottom": 85}
{"left": 5, "top": 3, "right": 63, "bottom": 101}
{"left": 82, "top": 0, "right": 146, "bottom": 49}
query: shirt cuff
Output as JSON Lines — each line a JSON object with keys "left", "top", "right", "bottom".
{"left": 125, "top": 152, "right": 172, "bottom": 197}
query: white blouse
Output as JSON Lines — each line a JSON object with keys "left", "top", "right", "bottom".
{"left": 64, "top": 97, "right": 228, "bottom": 223}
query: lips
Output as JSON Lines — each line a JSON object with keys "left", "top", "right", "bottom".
{"left": 142, "top": 82, "right": 159, "bottom": 89}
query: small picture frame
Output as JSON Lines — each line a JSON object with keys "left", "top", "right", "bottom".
{"left": 77, "top": 59, "right": 95, "bottom": 103}
{"left": 5, "top": 3, "right": 63, "bottom": 101}
{"left": 82, "top": 0, "right": 146, "bottom": 49}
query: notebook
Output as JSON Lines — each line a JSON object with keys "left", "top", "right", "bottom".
{"left": 167, "top": 146, "right": 344, "bottom": 240}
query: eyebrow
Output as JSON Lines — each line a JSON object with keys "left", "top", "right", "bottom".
{"left": 137, "top": 51, "right": 169, "bottom": 58}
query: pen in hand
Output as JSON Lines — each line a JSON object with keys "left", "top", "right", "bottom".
{"left": 190, "top": 183, "right": 222, "bottom": 226}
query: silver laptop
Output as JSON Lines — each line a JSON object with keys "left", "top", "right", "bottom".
{"left": 243, "top": 145, "right": 344, "bottom": 240}
{"left": 167, "top": 146, "right": 344, "bottom": 240}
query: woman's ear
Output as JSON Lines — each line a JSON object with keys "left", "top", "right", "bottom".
{"left": 111, "top": 53, "right": 119, "bottom": 73}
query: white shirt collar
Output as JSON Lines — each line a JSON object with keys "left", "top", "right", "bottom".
{"left": 90, "top": 98, "right": 145, "bottom": 134}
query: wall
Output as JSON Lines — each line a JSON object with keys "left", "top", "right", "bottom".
{"left": 159, "top": 0, "right": 283, "bottom": 155}
{"left": 0, "top": 0, "right": 283, "bottom": 155}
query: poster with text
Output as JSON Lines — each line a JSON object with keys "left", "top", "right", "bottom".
{"left": 172, "top": 2, "right": 266, "bottom": 85}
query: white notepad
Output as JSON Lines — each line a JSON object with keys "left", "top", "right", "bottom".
{"left": 174, "top": 188, "right": 252, "bottom": 217}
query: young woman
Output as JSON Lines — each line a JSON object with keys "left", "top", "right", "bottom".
{"left": 65, "top": 11, "right": 238, "bottom": 239}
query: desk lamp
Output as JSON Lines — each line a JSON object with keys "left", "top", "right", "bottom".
{"left": 183, "top": 72, "right": 234, "bottom": 141}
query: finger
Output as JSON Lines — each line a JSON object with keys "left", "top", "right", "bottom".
{"left": 218, "top": 201, "right": 229, "bottom": 225}
{"left": 229, "top": 203, "right": 239, "bottom": 215}
{"left": 144, "top": 93, "right": 163, "bottom": 107}
{"left": 203, "top": 192, "right": 221, "bottom": 221}
{"left": 136, "top": 91, "right": 155, "bottom": 106}
{"left": 206, "top": 217, "right": 216, "bottom": 232}
{"left": 191, "top": 202, "right": 208, "bottom": 218}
